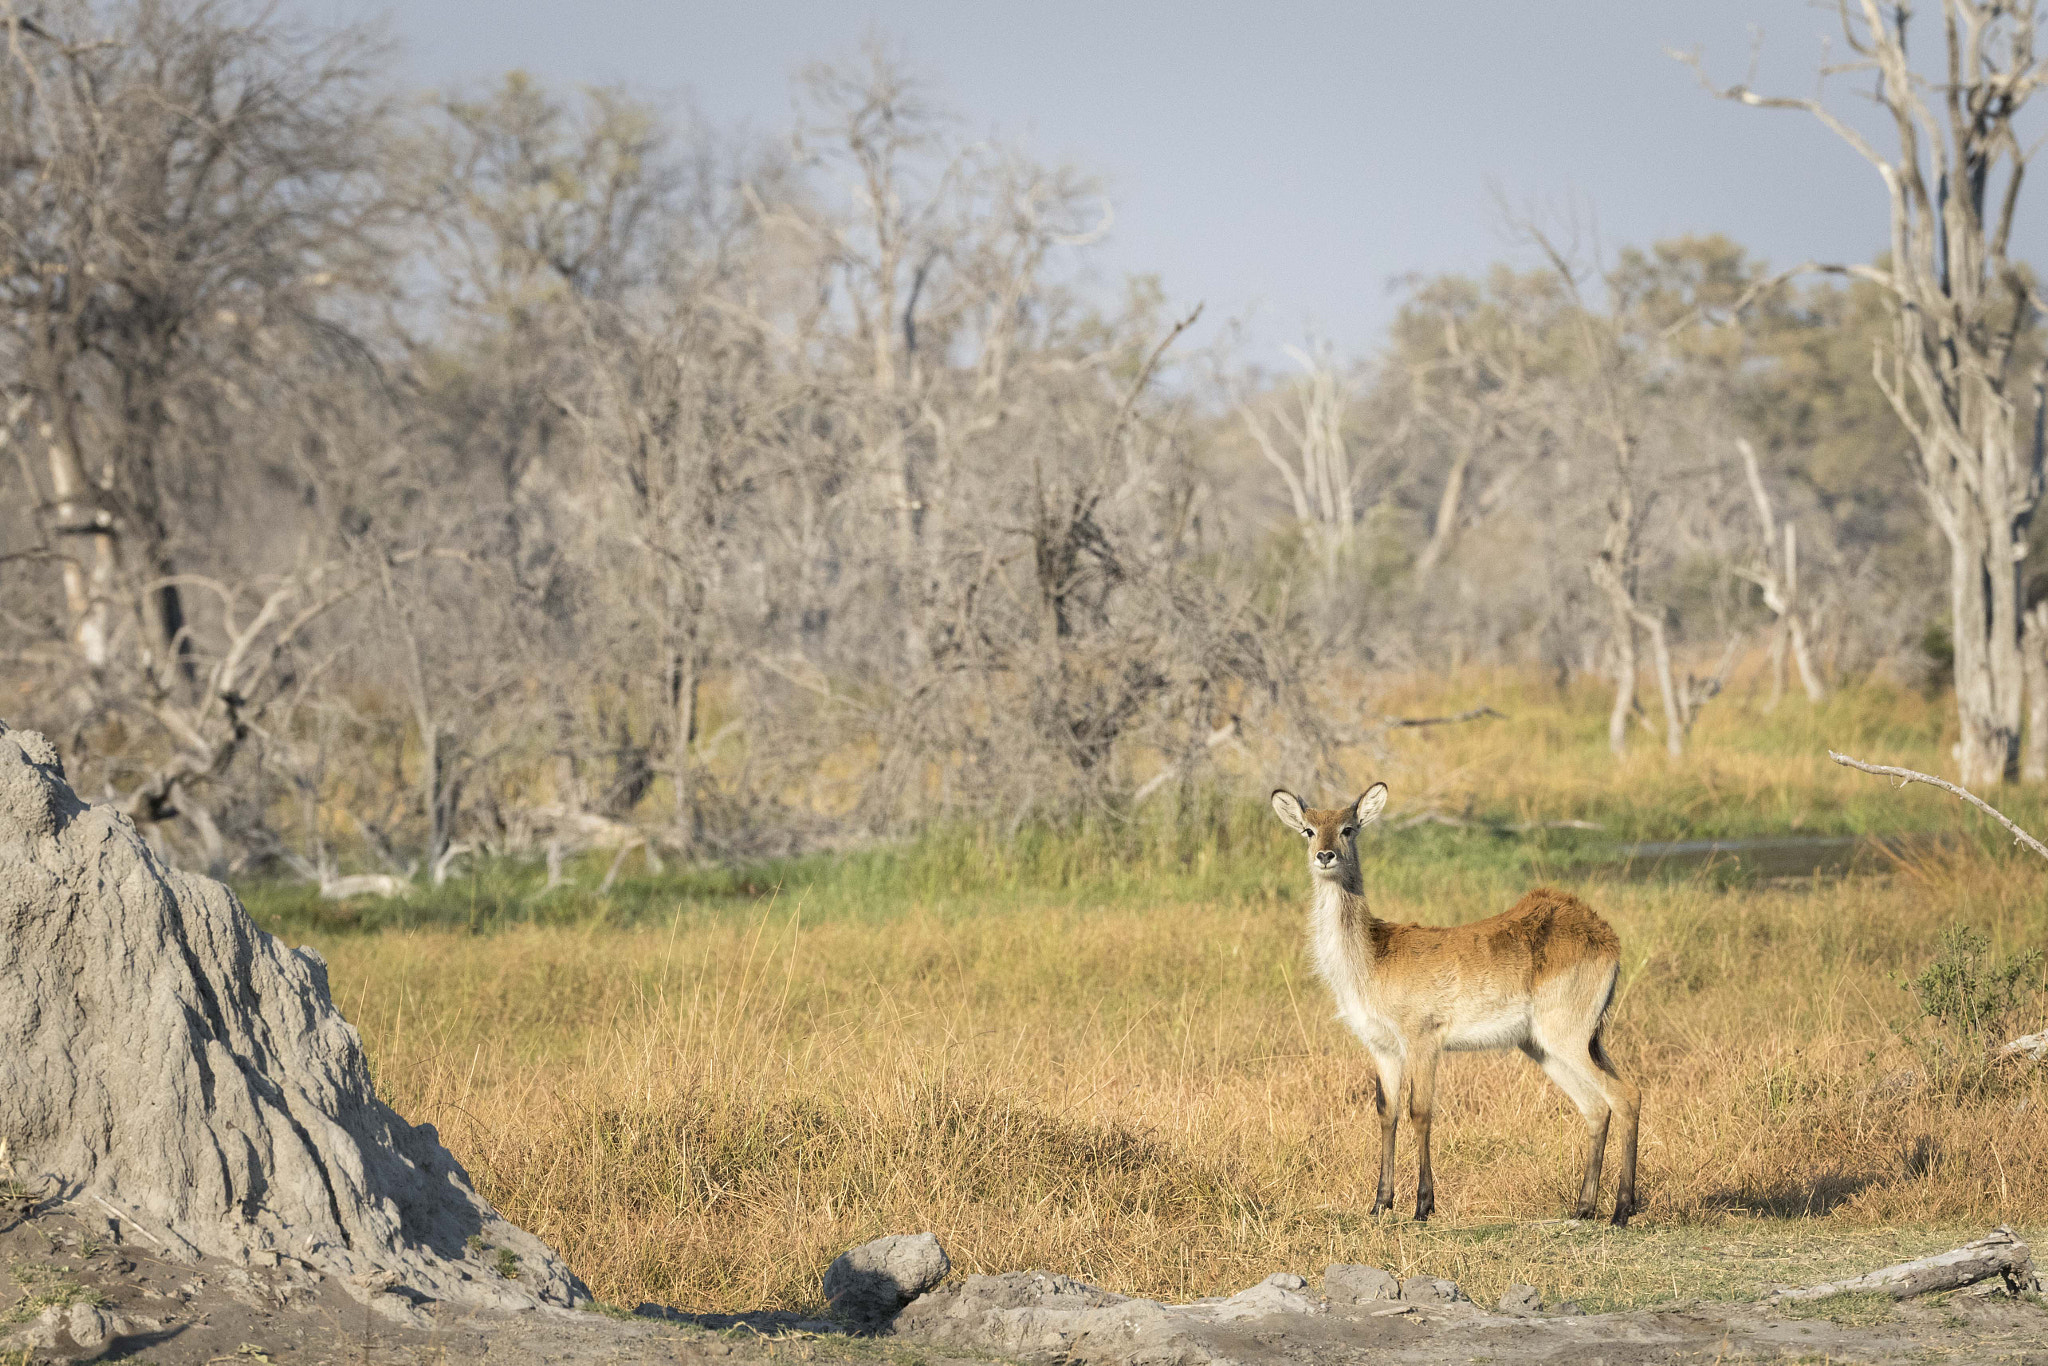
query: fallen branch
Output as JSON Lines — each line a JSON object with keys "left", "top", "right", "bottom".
{"left": 1994, "top": 1030, "right": 2048, "bottom": 1063}
{"left": 1771, "top": 1227, "right": 2038, "bottom": 1302}
{"left": 1382, "top": 705, "right": 1504, "bottom": 730}
{"left": 319, "top": 873, "right": 409, "bottom": 901}
{"left": 1828, "top": 751, "right": 2048, "bottom": 862}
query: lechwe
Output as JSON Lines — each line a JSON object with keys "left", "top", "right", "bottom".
{"left": 1270, "top": 783, "right": 1640, "bottom": 1225}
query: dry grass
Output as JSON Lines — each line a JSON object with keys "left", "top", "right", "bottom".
{"left": 281, "top": 675, "right": 2047, "bottom": 1317}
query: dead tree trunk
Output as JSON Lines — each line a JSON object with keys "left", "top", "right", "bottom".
{"left": 2025, "top": 598, "right": 2048, "bottom": 782}
{"left": 1695, "top": 2, "right": 2048, "bottom": 784}
{"left": 1536, "top": 230, "right": 1685, "bottom": 759}
{"left": 1735, "top": 438, "right": 1825, "bottom": 706}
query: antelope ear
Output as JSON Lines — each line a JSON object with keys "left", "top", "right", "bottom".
{"left": 1354, "top": 783, "right": 1389, "bottom": 827}
{"left": 1270, "top": 789, "right": 1308, "bottom": 831}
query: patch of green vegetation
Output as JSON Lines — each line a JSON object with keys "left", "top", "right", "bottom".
{"left": 494, "top": 1246, "right": 521, "bottom": 1280}
{"left": 234, "top": 780, "right": 1994, "bottom": 941}
{"left": 2, "top": 1260, "right": 106, "bottom": 1325}
{"left": 1903, "top": 924, "right": 2046, "bottom": 1094}
{"left": 1910, "top": 925, "right": 2044, "bottom": 1041}
{"left": 1777, "top": 1290, "right": 1897, "bottom": 1325}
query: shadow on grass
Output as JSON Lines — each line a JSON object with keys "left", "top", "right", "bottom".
{"left": 1696, "top": 1171, "right": 1878, "bottom": 1218}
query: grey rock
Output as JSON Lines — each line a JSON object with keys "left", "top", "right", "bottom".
{"left": 1401, "top": 1275, "right": 1466, "bottom": 1303}
{"left": 1497, "top": 1283, "right": 1544, "bottom": 1315}
{"left": 0, "top": 726, "right": 588, "bottom": 1316}
{"left": 1323, "top": 1263, "right": 1401, "bottom": 1303}
{"left": 893, "top": 1272, "right": 1191, "bottom": 1360}
{"left": 1209, "top": 1272, "right": 1323, "bottom": 1321}
{"left": 897, "top": 1267, "right": 1336, "bottom": 1362}
{"left": 823, "top": 1232, "right": 951, "bottom": 1323}
{"left": 1556, "top": 1299, "right": 1588, "bottom": 1316}
{"left": 21, "top": 1305, "right": 66, "bottom": 1351}
{"left": 67, "top": 1301, "right": 113, "bottom": 1347}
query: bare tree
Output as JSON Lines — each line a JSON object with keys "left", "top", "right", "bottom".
{"left": 1525, "top": 229, "right": 1688, "bottom": 758}
{"left": 1239, "top": 342, "right": 1363, "bottom": 578}
{"left": 1690, "top": 1, "right": 2048, "bottom": 784}
{"left": 1391, "top": 285, "right": 1545, "bottom": 577}
{"left": 1, "top": 0, "right": 393, "bottom": 659}
{"left": 0, "top": 0, "right": 397, "bottom": 853}
{"left": 1735, "top": 437, "right": 1827, "bottom": 706}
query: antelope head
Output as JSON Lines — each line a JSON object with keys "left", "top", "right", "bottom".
{"left": 1270, "top": 783, "right": 1388, "bottom": 884}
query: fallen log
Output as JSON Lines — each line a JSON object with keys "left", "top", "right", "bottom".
{"left": 1772, "top": 1227, "right": 2039, "bottom": 1302}
{"left": 1382, "top": 705, "right": 1504, "bottom": 730}
{"left": 1994, "top": 1030, "right": 2048, "bottom": 1063}
{"left": 319, "top": 872, "right": 409, "bottom": 900}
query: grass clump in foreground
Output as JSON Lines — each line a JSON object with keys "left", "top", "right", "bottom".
{"left": 2, "top": 1262, "right": 106, "bottom": 1325}
{"left": 250, "top": 672, "right": 2048, "bottom": 1317}
{"left": 1777, "top": 1290, "right": 1899, "bottom": 1326}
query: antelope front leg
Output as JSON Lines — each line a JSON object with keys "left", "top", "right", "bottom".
{"left": 1368, "top": 1053, "right": 1402, "bottom": 1215}
{"left": 1408, "top": 1039, "right": 1443, "bottom": 1222}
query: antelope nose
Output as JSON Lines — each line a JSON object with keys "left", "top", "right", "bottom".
{"left": 1314, "top": 849, "right": 1336, "bottom": 866}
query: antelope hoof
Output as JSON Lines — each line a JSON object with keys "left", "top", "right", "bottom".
{"left": 1611, "top": 1197, "right": 1636, "bottom": 1228}
{"left": 1414, "top": 1194, "right": 1434, "bottom": 1222}
{"left": 1369, "top": 1195, "right": 1394, "bottom": 1217}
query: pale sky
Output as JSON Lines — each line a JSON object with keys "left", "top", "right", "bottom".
{"left": 284, "top": 1, "right": 2034, "bottom": 361}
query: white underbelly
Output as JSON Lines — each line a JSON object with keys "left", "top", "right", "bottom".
{"left": 1443, "top": 1007, "right": 1529, "bottom": 1052}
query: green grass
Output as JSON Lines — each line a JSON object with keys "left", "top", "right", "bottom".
{"left": 1, "top": 1261, "right": 105, "bottom": 1325}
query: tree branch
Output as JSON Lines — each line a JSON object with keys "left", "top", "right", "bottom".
{"left": 1828, "top": 750, "right": 2048, "bottom": 860}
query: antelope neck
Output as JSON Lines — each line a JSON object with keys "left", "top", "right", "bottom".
{"left": 1310, "top": 873, "right": 1378, "bottom": 953}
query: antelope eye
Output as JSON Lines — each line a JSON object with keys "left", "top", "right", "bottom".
{"left": 1300, "top": 828, "right": 1312, "bottom": 837}
{"left": 1340, "top": 826, "right": 1355, "bottom": 837}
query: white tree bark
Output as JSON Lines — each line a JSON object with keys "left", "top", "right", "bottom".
{"left": 1734, "top": 438, "right": 1826, "bottom": 706}
{"left": 1240, "top": 342, "right": 1358, "bottom": 578}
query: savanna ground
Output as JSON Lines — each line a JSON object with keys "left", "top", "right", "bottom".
{"left": 239, "top": 670, "right": 2048, "bottom": 1323}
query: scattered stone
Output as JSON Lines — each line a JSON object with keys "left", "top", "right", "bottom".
{"left": 894, "top": 1270, "right": 1164, "bottom": 1356}
{"left": 1556, "top": 1299, "right": 1588, "bottom": 1316}
{"left": 1208, "top": 1272, "right": 1324, "bottom": 1321}
{"left": 65, "top": 1301, "right": 130, "bottom": 1358}
{"left": 822, "top": 1232, "right": 951, "bottom": 1324}
{"left": 1498, "top": 1283, "right": 1544, "bottom": 1315}
{"left": 0, "top": 725, "right": 588, "bottom": 1318}
{"left": 1401, "top": 1275, "right": 1466, "bottom": 1303}
{"left": 20, "top": 1305, "right": 65, "bottom": 1351}
{"left": 1323, "top": 1262, "right": 1401, "bottom": 1303}
{"left": 67, "top": 1300, "right": 113, "bottom": 1347}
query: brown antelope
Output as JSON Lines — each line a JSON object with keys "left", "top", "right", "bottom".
{"left": 1270, "top": 783, "right": 1639, "bottom": 1225}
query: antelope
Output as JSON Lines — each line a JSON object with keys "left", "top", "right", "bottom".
{"left": 1270, "top": 783, "right": 1639, "bottom": 1226}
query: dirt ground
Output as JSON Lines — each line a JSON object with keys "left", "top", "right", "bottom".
{"left": 5, "top": 1203, "right": 2047, "bottom": 1365}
